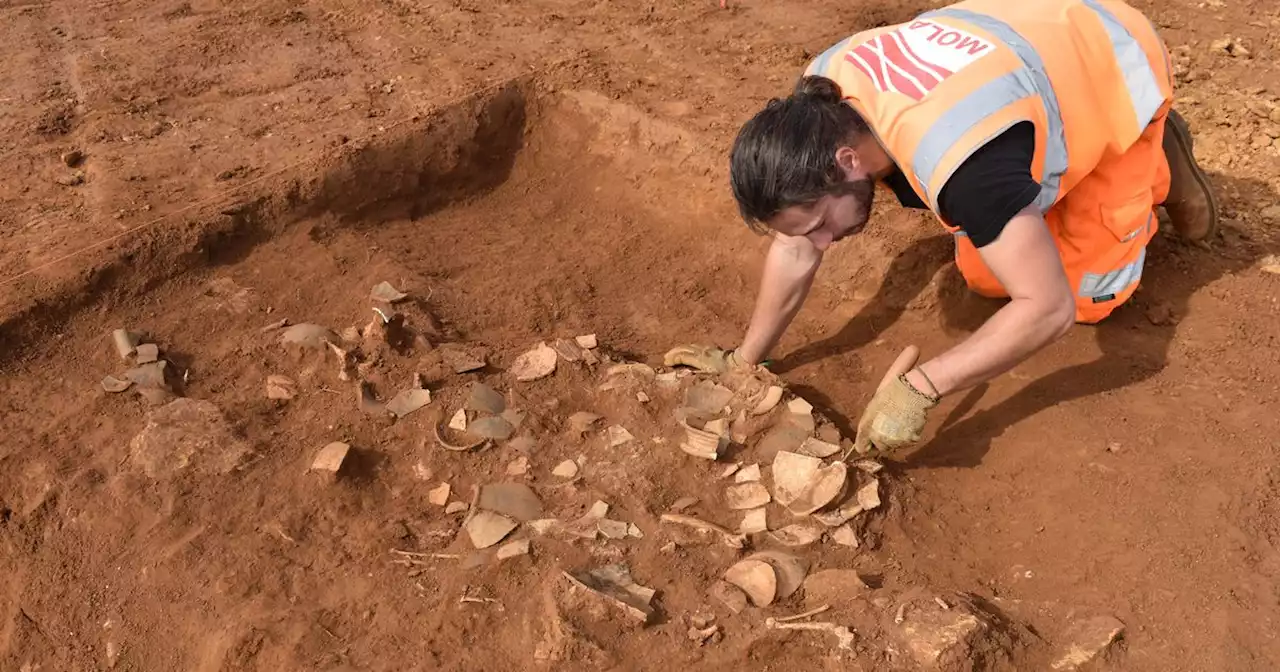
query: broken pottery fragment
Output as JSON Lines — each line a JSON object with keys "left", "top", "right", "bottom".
{"left": 679, "top": 414, "right": 727, "bottom": 460}
{"left": 720, "top": 463, "right": 741, "bottom": 479}
{"left": 428, "top": 483, "right": 451, "bottom": 505}
{"left": 111, "top": 329, "right": 140, "bottom": 359}
{"left": 445, "top": 501, "right": 469, "bottom": 514}
{"left": 607, "top": 425, "right": 635, "bottom": 447}
{"left": 772, "top": 451, "right": 822, "bottom": 506}
{"left": 770, "top": 524, "right": 824, "bottom": 547}
{"left": 551, "top": 338, "right": 586, "bottom": 362}
{"left": 134, "top": 343, "right": 160, "bottom": 364}
{"left": 853, "top": 460, "right": 884, "bottom": 474}
{"left": 670, "top": 496, "right": 699, "bottom": 512}
{"left": 856, "top": 479, "right": 882, "bottom": 510}
{"left": 723, "top": 559, "right": 778, "bottom": 607}
{"left": 832, "top": 525, "right": 859, "bottom": 547}
{"left": 124, "top": 361, "right": 168, "bottom": 389}
{"left": 510, "top": 342, "right": 557, "bottom": 381}
{"left": 137, "top": 387, "right": 175, "bottom": 405}
{"left": 279, "top": 323, "right": 340, "bottom": 350}
{"left": 552, "top": 460, "right": 579, "bottom": 478}
{"left": 465, "top": 510, "right": 518, "bottom": 549}
{"left": 685, "top": 381, "right": 734, "bottom": 416}
{"left": 740, "top": 507, "right": 768, "bottom": 534}
{"left": 311, "top": 442, "right": 350, "bottom": 474}
{"left": 724, "top": 483, "right": 771, "bottom": 510}
{"left": 442, "top": 348, "right": 486, "bottom": 374}
{"left": 786, "top": 462, "right": 848, "bottom": 516}
{"left": 756, "top": 422, "right": 812, "bottom": 462}
{"left": 1051, "top": 615, "right": 1126, "bottom": 670}
{"left": 506, "top": 456, "right": 529, "bottom": 476}
{"left": 734, "top": 463, "right": 762, "bottom": 483}
{"left": 597, "top": 519, "right": 630, "bottom": 539}
{"left": 747, "top": 551, "right": 810, "bottom": 599}
{"left": 797, "top": 437, "right": 841, "bottom": 458}
{"left": 575, "top": 334, "right": 598, "bottom": 349}
{"left": 750, "top": 386, "right": 784, "bottom": 415}
{"left": 710, "top": 580, "right": 749, "bottom": 614}
{"left": 478, "top": 483, "right": 543, "bottom": 522}
{"left": 563, "top": 564, "right": 656, "bottom": 624}
{"left": 659, "top": 514, "right": 746, "bottom": 549}
{"left": 449, "top": 409, "right": 468, "bottom": 432}
{"left": 102, "top": 375, "right": 133, "bottom": 393}
{"left": 265, "top": 375, "right": 297, "bottom": 400}
{"left": 787, "top": 397, "right": 814, "bottom": 416}
{"left": 497, "top": 539, "right": 531, "bottom": 560}
{"left": 468, "top": 415, "right": 515, "bottom": 441}
{"left": 370, "top": 281, "right": 408, "bottom": 303}
{"left": 588, "top": 501, "right": 610, "bottom": 518}
{"left": 386, "top": 388, "right": 431, "bottom": 417}
{"left": 568, "top": 411, "right": 602, "bottom": 434}
{"left": 466, "top": 383, "right": 506, "bottom": 414}
{"left": 627, "top": 523, "right": 644, "bottom": 539}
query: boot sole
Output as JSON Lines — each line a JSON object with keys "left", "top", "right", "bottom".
{"left": 1165, "top": 108, "right": 1220, "bottom": 241}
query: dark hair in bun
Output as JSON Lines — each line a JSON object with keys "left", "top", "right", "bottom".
{"left": 729, "top": 75, "right": 872, "bottom": 230}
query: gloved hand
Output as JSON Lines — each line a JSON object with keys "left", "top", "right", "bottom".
{"left": 853, "top": 374, "right": 939, "bottom": 455}
{"left": 663, "top": 344, "right": 752, "bottom": 374}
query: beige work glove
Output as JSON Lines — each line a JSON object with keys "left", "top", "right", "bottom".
{"left": 853, "top": 374, "right": 939, "bottom": 455}
{"left": 662, "top": 344, "right": 752, "bottom": 374}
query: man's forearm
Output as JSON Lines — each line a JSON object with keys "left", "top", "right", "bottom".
{"left": 736, "top": 237, "right": 823, "bottom": 364}
{"left": 908, "top": 296, "right": 1073, "bottom": 397}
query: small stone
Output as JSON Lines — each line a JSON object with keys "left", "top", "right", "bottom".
{"left": 497, "top": 539, "right": 531, "bottom": 560}
{"left": 54, "top": 171, "right": 85, "bottom": 186}
{"left": 636, "top": 391, "right": 650, "bottom": 403}
{"left": 130, "top": 399, "right": 253, "bottom": 477}
{"left": 506, "top": 456, "right": 529, "bottom": 476}
{"left": 575, "top": 334, "right": 598, "bottom": 349}
{"left": 134, "top": 343, "right": 160, "bottom": 364}
{"left": 266, "top": 375, "right": 297, "bottom": 400}
{"left": 279, "top": 323, "right": 340, "bottom": 350}
{"left": 856, "top": 479, "right": 882, "bottom": 510}
{"left": 627, "top": 523, "right": 644, "bottom": 539}
{"left": 448, "top": 408, "right": 468, "bottom": 431}
{"left": 787, "top": 397, "right": 814, "bottom": 416}
{"left": 446, "top": 501, "right": 469, "bottom": 514}
{"left": 428, "top": 482, "right": 451, "bottom": 506}
{"left": 552, "top": 460, "right": 580, "bottom": 478}
{"left": 898, "top": 600, "right": 996, "bottom": 668}
{"left": 1051, "top": 615, "right": 1126, "bottom": 670}
{"left": 607, "top": 425, "right": 635, "bottom": 447}
{"left": 311, "top": 442, "right": 350, "bottom": 474}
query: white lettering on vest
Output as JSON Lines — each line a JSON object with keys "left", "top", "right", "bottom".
{"left": 900, "top": 19, "right": 993, "bottom": 73}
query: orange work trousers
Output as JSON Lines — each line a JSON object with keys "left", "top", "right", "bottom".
{"left": 951, "top": 106, "right": 1172, "bottom": 324}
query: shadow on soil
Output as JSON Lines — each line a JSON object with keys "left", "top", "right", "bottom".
{"left": 776, "top": 171, "right": 1277, "bottom": 467}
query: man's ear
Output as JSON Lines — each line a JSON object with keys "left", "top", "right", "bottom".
{"left": 834, "top": 145, "right": 863, "bottom": 181}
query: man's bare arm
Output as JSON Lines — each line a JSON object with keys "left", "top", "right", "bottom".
{"left": 904, "top": 204, "right": 1075, "bottom": 397}
{"left": 736, "top": 234, "right": 825, "bottom": 364}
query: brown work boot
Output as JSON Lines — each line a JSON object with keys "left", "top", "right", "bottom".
{"left": 1161, "top": 108, "right": 1220, "bottom": 242}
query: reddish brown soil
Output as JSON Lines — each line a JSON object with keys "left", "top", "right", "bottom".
{"left": 3, "top": 0, "right": 1280, "bottom": 670}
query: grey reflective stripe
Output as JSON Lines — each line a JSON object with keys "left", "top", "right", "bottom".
{"left": 911, "top": 71, "right": 1039, "bottom": 211}
{"left": 1079, "top": 246, "right": 1146, "bottom": 299}
{"left": 1080, "top": 0, "right": 1166, "bottom": 131}
{"left": 809, "top": 38, "right": 847, "bottom": 76}
{"left": 919, "top": 8, "right": 1069, "bottom": 211}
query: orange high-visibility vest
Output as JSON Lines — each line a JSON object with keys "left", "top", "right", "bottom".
{"left": 804, "top": 0, "right": 1174, "bottom": 323}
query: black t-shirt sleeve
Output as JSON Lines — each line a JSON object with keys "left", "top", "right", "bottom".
{"left": 936, "top": 121, "right": 1041, "bottom": 248}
